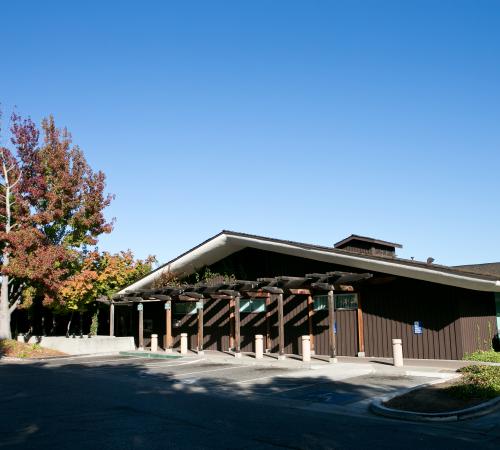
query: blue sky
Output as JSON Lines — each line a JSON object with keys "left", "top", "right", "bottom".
{"left": 1, "top": 1, "right": 499, "bottom": 266}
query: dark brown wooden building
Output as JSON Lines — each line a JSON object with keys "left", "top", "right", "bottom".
{"left": 115, "top": 231, "right": 500, "bottom": 360}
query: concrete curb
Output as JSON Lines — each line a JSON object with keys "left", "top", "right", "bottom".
{"left": 370, "top": 377, "right": 500, "bottom": 422}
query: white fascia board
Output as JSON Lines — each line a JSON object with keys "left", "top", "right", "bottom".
{"left": 228, "top": 235, "right": 500, "bottom": 293}
{"left": 116, "top": 234, "right": 241, "bottom": 294}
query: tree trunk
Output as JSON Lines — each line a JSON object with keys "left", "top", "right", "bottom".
{"left": 0, "top": 274, "right": 12, "bottom": 339}
{"left": 1, "top": 157, "right": 16, "bottom": 340}
{"left": 66, "top": 312, "right": 74, "bottom": 337}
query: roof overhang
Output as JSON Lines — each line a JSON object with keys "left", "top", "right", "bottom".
{"left": 118, "top": 231, "right": 500, "bottom": 294}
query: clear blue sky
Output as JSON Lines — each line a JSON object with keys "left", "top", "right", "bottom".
{"left": 1, "top": 1, "right": 499, "bottom": 266}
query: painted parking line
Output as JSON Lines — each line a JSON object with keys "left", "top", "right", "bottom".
{"left": 167, "top": 365, "right": 251, "bottom": 378}
{"left": 136, "top": 359, "right": 204, "bottom": 369}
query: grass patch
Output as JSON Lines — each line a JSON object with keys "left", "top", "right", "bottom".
{"left": 463, "top": 350, "right": 500, "bottom": 363}
{"left": 0, "top": 339, "right": 66, "bottom": 358}
{"left": 448, "top": 365, "right": 500, "bottom": 400}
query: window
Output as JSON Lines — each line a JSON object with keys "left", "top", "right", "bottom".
{"left": 313, "top": 295, "right": 328, "bottom": 311}
{"left": 313, "top": 293, "right": 358, "bottom": 310}
{"left": 174, "top": 302, "right": 197, "bottom": 315}
{"left": 240, "top": 299, "right": 266, "bottom": 313}
{"left": 335, "top": 293, "right": 358, "bottom": 310}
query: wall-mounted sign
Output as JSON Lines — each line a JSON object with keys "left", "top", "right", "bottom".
{"left": 196, "top": 301, "right": 204, "bottom": 310}
{"left": 334, "top": 320, "right": 337, "bottom": 335}
{"left": 137, "top": 303, "right": 143, "bottom": 312}
{"left": 413, "top": 321, "right": 423, "bottom": 334}
{"left": 164, "top": 302, "right": 171, "bottom": 310}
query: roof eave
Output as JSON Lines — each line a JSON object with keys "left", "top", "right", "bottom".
{"left": 117, "top": 231, "right": 500, "bottom": 294}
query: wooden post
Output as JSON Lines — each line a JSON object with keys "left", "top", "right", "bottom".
{"left": 356, "top": 293, "right": 365, "bottom": 357}
{"left": 109, "top": 302, "right": 115, "bottom": 337}
{"left": 234, "top": 295, "right": 241, "bottom": 357}
{"left": 265, "top": 293, "right": 271, "bottom": 352}
{"left": 197, "top": 301, "right": 204, "bottom": 355}
{"left": 277, "top": 293, "right": 285, "bottom": 360}
{"left": 307, "top": 295, "right": 314, "bottom": 354}
{"left": 328, "top": 289, "right": 337, "bottom": 362}
{"left": 229, "top": 297, "right": 235, "bottom": 350}
{"left": 165, "top": 301, "right": 172, "bottom": 352}
{"left": 138, "top": 303, "right": 144, "bottom": 350}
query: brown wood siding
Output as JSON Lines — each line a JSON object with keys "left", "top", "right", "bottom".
{"left": 459, "top": 292, "right": 497, "bottom": 355}
{"left": 268, "top": 295, "right": 309, "bottom": 354}
{"left": 155, "top": 248, "right": 499, "bottom": 360}
{"left": 171, "top": 298, "right": 230, "bottom": 351}
{"left": 312, "top": 309, "right": 358, "bottom": 356}
{"left": 240, "top": 311, "right": 267, "bottom": 352}
{"left": 361, "top": 280, "right": 474, "bottom": 360}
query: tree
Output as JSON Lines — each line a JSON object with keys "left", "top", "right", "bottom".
{"left": 57, "top": 250, "right": 156, "bottom": 312}
{"left": 0, "top": 112, "right": 113, "bottom": 339}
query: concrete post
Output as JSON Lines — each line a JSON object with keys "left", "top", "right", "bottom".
{"left": 151, "top": 334, "right": 158, "bottom": 352}
{"left": 180, "top": 333, "right": 188, "bottom": 355}
{"left": 302, "top": 335, "right": 311, "bottom": 362}
{"left": 17, "top": 333, "right": 24, "bottom": 343}
{"left": 392, "top": 338, "right": 403, "bottom": 367}
{"left": 255, "top": 334, "right": 264, "bottom": 359}
{"left": 109, "top": 302, "right": 115, "bottom": 337}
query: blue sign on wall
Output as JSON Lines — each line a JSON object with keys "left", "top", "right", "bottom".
{"left": 334, "top": 321, "right": 337, "bottom": 335}
{"left": 413, "top": 321, "right": 423, "bottom": 334}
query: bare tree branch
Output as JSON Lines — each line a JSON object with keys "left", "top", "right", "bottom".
{"left": 9, "top": 299, "right": 20, "bottom": 314}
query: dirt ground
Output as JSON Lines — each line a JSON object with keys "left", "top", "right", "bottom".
{"left": 0, "top": 339, "right": 66, "bottom": 358}
{"left": 385, "top": 378, "right": 488, "bottom": 413}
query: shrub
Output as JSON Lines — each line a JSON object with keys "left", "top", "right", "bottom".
{"left": 464, "top": 350, "right": 500, "bottom": 363}
{"left": 448, "top": 365, "right": 500, "bottom": 400}
{"left": 89, "top": 311, "right": 99, "bottom": 336}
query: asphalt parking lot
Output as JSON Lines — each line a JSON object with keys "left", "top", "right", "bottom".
{"left": 35, "top": 353, "right": 432, "bottom": 409}
{"left": 1, "top": 353, "right": 499, "bottom": 449}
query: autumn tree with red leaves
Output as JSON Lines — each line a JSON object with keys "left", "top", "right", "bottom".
{"left": 0, "top": 112, "right": 113, "bottom": 339}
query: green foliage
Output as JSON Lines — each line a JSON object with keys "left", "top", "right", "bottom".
{"left": 89, "top": 310, "right": 99, "bottom": 336}
{"left": 154, "top": 266, "right": 236, "bottom": 289}
{"left": 448, "top": 365, "right": 500, "bottom": 399}
{"left": 192, "top": 267, "right": 236, "bottom": 286}
{"left": 57, "top": 250, "right": 156, "bottom": 312}
{"left": 464, "top": 350, "right": 500, "bottom": 363}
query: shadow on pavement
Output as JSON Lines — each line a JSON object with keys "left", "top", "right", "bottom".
{"left": 0, "top": 359, "right": 498, "bottom": 450}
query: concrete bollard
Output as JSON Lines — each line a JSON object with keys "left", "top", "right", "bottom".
{"left": 255, "top": 334, "right": 264, "bottom": 359}
{"left": 17, "top": 333, "right": 24, "bottom": 343}
{"left": 180, "top": 333, "right": 188, "bottom": 355}
{"left": 151, "top": 334, "right": 158, "bottom": 352}
{"left": 392, "top": 338, "right": 403, "bottom": 367}
{"left": 301, "top": 335, "right": 311, "bottom": 362}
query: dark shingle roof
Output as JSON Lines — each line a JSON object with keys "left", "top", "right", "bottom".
{"left": 453, "top": 263, "right": 500, "bottom": 278}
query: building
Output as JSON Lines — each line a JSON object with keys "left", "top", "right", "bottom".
{"left": 112, "top": 230, "right": 500, "bottom": 360}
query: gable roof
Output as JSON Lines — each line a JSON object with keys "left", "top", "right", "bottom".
{"left": 118, "top": 230, "right": 500, "bottom": 294}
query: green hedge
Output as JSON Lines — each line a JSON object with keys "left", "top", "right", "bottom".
{"left": 464, "top": 350, "right": 500, "bottom": 363}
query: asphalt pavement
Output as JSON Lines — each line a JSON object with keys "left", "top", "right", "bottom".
{"left": 0, "top": 353, "right": 499, "bottom": 449}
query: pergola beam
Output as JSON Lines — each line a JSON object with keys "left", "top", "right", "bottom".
{"left": 117, "top": 269, "right": 373, "bottom": 357}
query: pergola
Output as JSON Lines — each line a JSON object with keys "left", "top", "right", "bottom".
{"left": 101, "top": 271, "right": 372, "bottom": 360}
